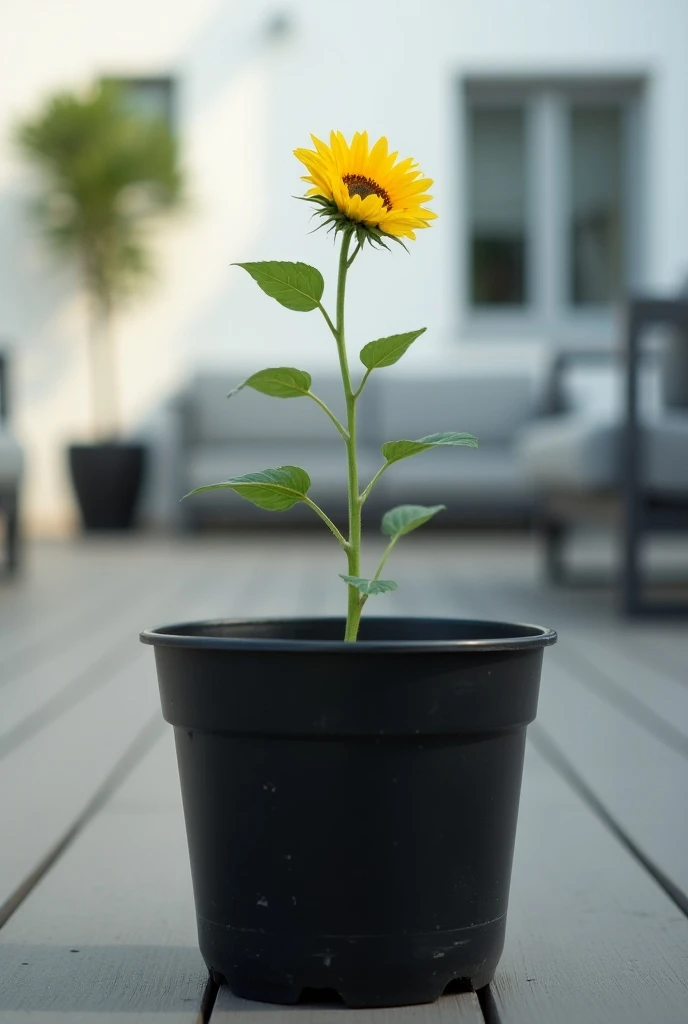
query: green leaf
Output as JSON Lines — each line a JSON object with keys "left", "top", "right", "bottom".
{"left": 339, "top": 575, "right": 398, "bottom": 596}
{"left": 359, "top": 328, "right": 426, "bottom": 370}
{"left": 234, "top": 261, "right": 324, "bottom": 312}
{"left": 228, "top": 367, "right": 312, "bottom": 399}
{"left": 184, "top": 466, "right": 311, "bottom": 511}
{"left": 381, "top": 504, "right": 446, "bottom": 538}
{"left": 381, "top": 432, "right": 479, "bottom": 465}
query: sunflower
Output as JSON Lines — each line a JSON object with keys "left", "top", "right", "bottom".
{"left": 294, "top": 131, "right": 436, "bottom": 246}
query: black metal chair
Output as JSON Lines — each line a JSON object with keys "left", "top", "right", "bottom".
{"left": 621, "top": 299, "right": 688, "bottom": 614}
{"left": 0, "top": 350, "right": 22, "bottom": 575}
{"left": 517, "top": 297, "right": 688, "bottom": 615}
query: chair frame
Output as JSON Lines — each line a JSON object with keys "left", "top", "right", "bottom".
{"left": 0, "top": 350, "right": 20, "bottom": 575}
{"left": 536, "top": 298, "right": 688, "bottom": 615}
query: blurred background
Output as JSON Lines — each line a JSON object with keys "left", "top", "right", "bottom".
{"left": 1, "top": 0, "right": 688, "bottom": 608}
{"left": 1, "top": 7, "right": 688, "bottom": 1017}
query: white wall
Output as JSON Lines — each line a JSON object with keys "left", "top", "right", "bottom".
{"left": 1, "top": 0, "right": 687, "bottom": 531}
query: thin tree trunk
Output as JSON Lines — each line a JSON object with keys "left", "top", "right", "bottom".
{"left": 87, "top": 295, "right": 119, "bottom": 441}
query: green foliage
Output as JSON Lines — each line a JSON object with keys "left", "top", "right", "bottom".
{"left": 359, "top": 328, "right": 426, "bottom": 370}
{"left": 381, "top": 504, "right": 446, "bottom": 538}
{"left": 340, "top": 575, "right": 398, "bottom": 596}
{"left": 381, "top": 432, "right": 479, "bottom": 465}
{"left": 184, "top": 191, "right": 478, "bottom": 638}
{"left": 234, "top": 261, "right": 324, "bottom": 312}
{"left": 185, "top": 466, "right": 311, "bottom": 511}
{"left": 16, "top": 80, "right": 184, "bottom": 309}
{"left": 229, "top": 367, "right": 312, "bottom": 399}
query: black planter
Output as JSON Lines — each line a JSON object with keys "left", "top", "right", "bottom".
{"left": 68, "top": 443, "right": 145, "bottom": 531}
{"left": 140, "top": 616, "right": 556, "bottom": 1008}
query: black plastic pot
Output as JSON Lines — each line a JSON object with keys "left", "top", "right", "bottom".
{"left": 140, "top": 616, "right": 556, "bottom": 1008}
{"left": 68, "top": 442, "right": 145, "bottom": 530}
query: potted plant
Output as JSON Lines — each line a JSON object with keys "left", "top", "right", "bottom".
{"left": 17, "top": 82, "right": 184, "bottom": 530}
{"left": 141, "top": 131, "right": 556, "bottom": 1008}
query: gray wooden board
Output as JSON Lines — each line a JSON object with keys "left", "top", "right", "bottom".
{"left": 535, "top": 656, "right": 688, "bottom": 901}
{"left": 407, "top": 572, "right": 688, "bottom": 898}
{"left": 213, "top": 988, "right": 483, "bottom": 1021}
{"left": 0, "top": 734, "right": 208, "bottom": 1022}
{"left": 493, "top": 743, "right": 688, "bottom": 1024}
{"left": 0, "top": 650, "right": 161, "bottom": 910}
{"left": 0, "top": 554, "right": 229, "bottom": 751}
{"left": 0, "top": 552, "right": 150, "bottom": 671}
{"left": 441, "top": 575, "right": 688, "bottom": 744}
{"left": 549, "top": 632, "right": 688, "bottom": 756}
{"left": 3, "top": 534, "right": 688, "bottom": 1021}
{"left": 0, "top": 553, "right": 264, "bottom": 910}
{"left": 0, "top": 548, "right": 308, "bottom": 1021}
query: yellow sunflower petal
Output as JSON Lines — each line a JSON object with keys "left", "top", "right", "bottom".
{"left": 295, "top": 131, "right": 436, "bottom": 240}
{"left": 358, "top": 193, "right": 385, "bottom": 223}
{"left": 310, "top": 134, "right": 332, "bottom": 160}
{"left": 330, "top": 131, "right": 350, "bottom": 174}
{"left": 367, "top": 135, "right": 389, "bottom": 174}
{"left": 349, "top": 131, "right": 369, "bottom": 174}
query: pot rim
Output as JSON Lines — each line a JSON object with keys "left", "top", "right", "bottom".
{"left": 140, "top": 616, "right": 557, "bottom": 654}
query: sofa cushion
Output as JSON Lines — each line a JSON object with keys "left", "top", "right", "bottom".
{"left": 378, "top": 375, "right": 537, "bottom": 445}
{"left": 383, "top": 445, "right": 531, "bottom": 506}
{"left": 560, "top": 360, "right": 661, "bottom": 418}
{"left": 517, "top": 413, "right": 688, "bottom": 495}
{"left": 0, "top": 429, "right": 22, "bottom": 487}
{"left": 184, "top": 374, "right": 379, "bottom": 445}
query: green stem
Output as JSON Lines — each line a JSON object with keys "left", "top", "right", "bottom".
{"left": 352, "top": 367, "right": 372, "bottom": 400}
{"left": 347, "top": 239, "right": 363, "bottom": 267}
{"left": 307, "top": 392, "right": 349, "bottom": 440}
{"left": 302, "top": 496, "right": 349, "bottom": 551}
{"left": 317, "top": 302, "right": 338, "bottom": 340}
{"left": 373, "top": 534, "right": 399, "bottom": 581}
{"left": 359, "top": 534, "right": 399, "bottom": 612}
{"left": 359, "top": 460, "right": 390, "bottom": 505}
{"left": 332, "top": 230, "right": 364, "bottom": 642}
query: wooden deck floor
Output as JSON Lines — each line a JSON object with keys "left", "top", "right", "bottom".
{"left": 1, "top": 532, "right": 687, "bottom": 1023}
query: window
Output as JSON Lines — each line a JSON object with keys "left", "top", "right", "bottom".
{"left": 103, "top": 76, "right": 176, "bottom": 131}
{"left": 462, "top": 79, "right": 644, "bottom": 342}
{"left": 469, "top": 107, "right": 528, "bottom": 307}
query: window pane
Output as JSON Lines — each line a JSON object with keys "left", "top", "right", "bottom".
{"left": 107, "top": 78, "right": 175, "bottom": 129}
{"left": 469, "top": 107, "right": 528, "bottom": 307}
{"left": 569, "top": 105, "right": 624, "bottom": 306}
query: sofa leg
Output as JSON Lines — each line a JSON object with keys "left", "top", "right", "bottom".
{"left": 543, "top": 521, "right": 568, "bottom": 586}
{"left": 1, "top": 493, "right": 19, "bottom": 576}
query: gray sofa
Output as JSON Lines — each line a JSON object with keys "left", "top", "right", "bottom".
{"left": 148, "top": 368, "right": 544, "bottom": 530}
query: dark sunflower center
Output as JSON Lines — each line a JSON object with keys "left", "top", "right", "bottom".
{"left": 342, "top": 173, "right": 392, "bottom": 211}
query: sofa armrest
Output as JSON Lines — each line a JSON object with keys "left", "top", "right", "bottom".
{"left": 541, "top": 348, "right": 620, "bottom": 415}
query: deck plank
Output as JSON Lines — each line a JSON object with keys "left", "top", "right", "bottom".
{"left": 0, "top": 651, "right": 161, "bottom": 916}
{"left": 533, "top": 657, "right": 688, "bottom": 902}
{"left": 0, "top": 546, "right": 272, "bottom": 917}
{"left": 2, "top": 534, "right": 688, "bottom": 1023}
{"left": 493, "top": 744, "right": 688, "bottom": 1024}
{"left": 0, "top": 735, "right": 208, "bottom": 1023}
{"left": 0, "top": 553, "right": 233, "bottom": 755}
{"left": 404, "top": 569, "right": 688, "bottom": 902}
{"left": 0, "top": 543, "right": 295, "bottom": 1020}
{"left": 212, "top": 988, "right": 483, "bottom": 1021}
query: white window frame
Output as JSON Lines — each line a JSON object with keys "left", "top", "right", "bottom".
{"left": 460, "top": 76, "right": 647, "bottom": 345}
